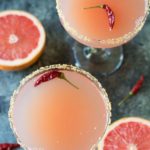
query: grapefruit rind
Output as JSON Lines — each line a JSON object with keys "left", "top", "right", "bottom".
{"left": 98, "top": 117, "right": 150, "bottom": 150}
{"left": 0, "top": 10, "right": 46, "bottom": 70}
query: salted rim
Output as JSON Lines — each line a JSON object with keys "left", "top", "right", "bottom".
{"left": 56, "top": 0, "right": 149, "bottom": 47}
{"left": 98, "top": 117, "right": 150, "bottom": 149}
{"left": 8, "top": 64, "right": 111, "bottom": 150}
{"left": 0, "top": 10, "right": 46, "bottom": 66}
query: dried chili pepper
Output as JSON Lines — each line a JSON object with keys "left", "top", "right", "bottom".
{"left": 103, "top": 4, "right": 115, "bottom": 30}
{"left": 130, "top": 75, "right": 144, "bottom": 94}
{"left": 34, "top": 70, "right": 61, "bottom": 86}
{"left": 0, "top": 143, "right": 20, "bottom": 150}
{"left": 34, "top": 70, "right": 79, "bottom": 89}
{"left": 118, "top": 75, "right": 144, "bottom": 106}
{"left": 84, "top": 4, "right": 115, "bottom": 30}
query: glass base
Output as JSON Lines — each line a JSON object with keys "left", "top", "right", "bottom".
{"left": 72, "top": 42, "right": 124, "bottom": 76}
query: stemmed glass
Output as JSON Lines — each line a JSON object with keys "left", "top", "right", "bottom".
{"left": 9, "top": 65, "right": 111, "bottom": 150}
{"left": 56, "top": 0, "right": 149, "bottom": 76}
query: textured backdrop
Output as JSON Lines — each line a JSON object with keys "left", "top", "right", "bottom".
{"left": 0, "top": 0, "right": 150, "bottom": 147}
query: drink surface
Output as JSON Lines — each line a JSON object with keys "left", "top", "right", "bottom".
{"left": 12, "top": 68, "right": 109, "bottom": 150}
{"left": 57, "top": 0, "right": 148, "bottom": 48}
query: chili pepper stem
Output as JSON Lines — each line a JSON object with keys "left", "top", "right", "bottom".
{"left": 118, "top": 92, "right": 133, "bottom": 106}
{"left": 59, "top": 73, "right": 79, "bottom": 89}
{"left": 84, "top": 5, "right": 104, "bottom": 10}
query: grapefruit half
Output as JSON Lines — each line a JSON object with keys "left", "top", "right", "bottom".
{"left": 98, "top": 117, "right": 150, "bottom": 150}
{"left": 0, "top": 10, "right": 46, "bottom": 70}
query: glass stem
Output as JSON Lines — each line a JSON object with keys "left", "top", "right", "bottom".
{"left": 90, "top": 48, "right": 98, "bottom": 53}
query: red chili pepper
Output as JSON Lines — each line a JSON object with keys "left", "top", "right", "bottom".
{"left": 34, "top": 70, "right": 61, "bottom": 87}
{"left": 103, "top": 4, "right": 115, "bottom": 30}
{"left": 130, "top": 75, "right": 144, "bottom": 95}
{"left": 118, "top": 75, "right": 144, "bottom": 106}
{"left": 0, "top": 143, "right": 20, "bottom": 150}
{"left": 84, "top": 4, "right": 115, "bottom": 30}
{"left": 34, "top": 70, "right": 78, "bottom": 89}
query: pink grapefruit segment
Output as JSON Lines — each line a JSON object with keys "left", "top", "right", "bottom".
{"left": 0, "top": 10, "right": 46, "bottom": 70}
{"left": 98, "top": 117, "right": 150, "bottom": 150}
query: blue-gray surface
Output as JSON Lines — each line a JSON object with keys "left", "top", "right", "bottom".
{"left": 0, "top": 0, "right": 150, "bottom": 148}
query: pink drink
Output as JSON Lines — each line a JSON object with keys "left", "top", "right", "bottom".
{"left": 57, "top": 0, "right": 149, "bottom": 48}
{"left": 9, "top": 65, "right": 111, "bottom": 150}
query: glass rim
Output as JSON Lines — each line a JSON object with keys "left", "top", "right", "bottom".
{"left": 8, "top": 64, "right": 111, "bottom": 149}
{"left": 56, "top": 0, "right": 150, "bottom": 47}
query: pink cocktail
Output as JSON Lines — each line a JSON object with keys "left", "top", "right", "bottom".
{"left": 9, "top": 65, "right": 111, "bottom": 150}
{"left": 56, "top": 0, "right": 149, "bottom": 75}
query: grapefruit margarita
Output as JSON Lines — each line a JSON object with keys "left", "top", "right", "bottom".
{"left": 9, "top": 65, "right": 111, "bottom": 150}
{"left": 56, "top": 0, "right": 149, "bottom": 75}
{"left": 57, "top": 0, "right": 149, "bottom": 48}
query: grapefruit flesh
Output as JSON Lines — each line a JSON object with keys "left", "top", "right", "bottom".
{"left": 98, "top": 117, "right": 150, "bottom": 150}
{"left": 0, "top": 10, "right": 46, "bottom": 70}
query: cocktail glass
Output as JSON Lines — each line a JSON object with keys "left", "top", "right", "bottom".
{"left": 9, "top": 64, "right": 111, "bottom": 150}
{"left": 56, "top": 0, "right": 149, "bottom": 76}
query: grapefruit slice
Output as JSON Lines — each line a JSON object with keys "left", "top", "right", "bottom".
{"left": 98, "top": 117, "right": 150, "bottom": 150}
{"left": 0, "top": 10, "right": 46, "bottom": 70}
